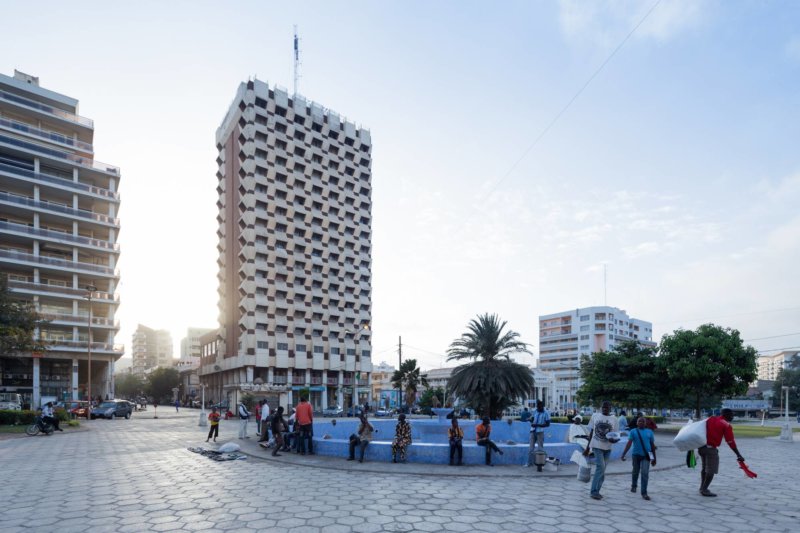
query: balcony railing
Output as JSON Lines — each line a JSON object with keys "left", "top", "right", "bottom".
{"left": 7, "top": 280, "right": 119, "bottom": 302}
{"left": 291, "top": 377, "right": 305, "bottom": 385}
{"left": 0, "top": 220, "right": 120, "bottom": 251}
{"left": 343, "top": 378, "right": 353, "bottom": 385}
{"left": 0, "top": 133, "right": 119, "bottom": 175}
{"left": 0, "top": 116, "right": 93, "bottom": 152}
{"left": 310, "top": 377, "right": 322, "bottom": 385}
{"left": 0, "top": 192, "right": 120, "bottom": 226}
{"left": 39, "top": 312, "right": 119, "bottom": 328}
{"left": 42, "top": 339, "right": 124, "bottom": 353}
{"left": 0, "top": 248, "right": 118, "bottom": 277}
{"left": 0, "top": 89, "right": 94, "bottom": 128}
{"left": 272, "top": 377, "right": 287, "bottom": 385}
{"left": 326, "top": 377, "right": 339, "bottom": 385}
{"left": 0, "top": 162, "right": 119, "bottom": 200}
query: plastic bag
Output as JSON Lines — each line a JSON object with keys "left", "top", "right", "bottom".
{"left": 570, "top": 450, "right": 588, "bottom": 468}
{"left": 218, "top": 442, "right": 241, "bottom": 453}
{"left": 673, "top": 418, "right": 708, "bottom": 452}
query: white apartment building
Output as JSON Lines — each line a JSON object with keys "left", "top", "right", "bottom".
{"left": 203, "top": 79, "right": 372, "bottom": 411}
{"left": 179, "top": 326, "right": 215, "bottom": 365}
{"left": 757, "top": 350, "right": 799, "bottom": 381}
{"left": 130, "top": 324, "right": 173, "bottom": 377}
{"left": 0, "top": 70, "right": 122, "bottom": 408}
{"left": 538, "top": 306, "right": 654, "bottom": 411}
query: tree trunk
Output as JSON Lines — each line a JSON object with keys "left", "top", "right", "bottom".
{"left": 695, "top": 391, "right": 701, "bottom": 420}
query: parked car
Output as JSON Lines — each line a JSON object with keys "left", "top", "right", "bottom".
{"left": 322, "top": 405, "right": 343, "bottom": 417}
{"left": 66, "top": 401, "right": 91, "bottom": 419}
{"left": 375, "top": 408, "right": 394, "bottom": 417}
{"left": 347, "top": 406, "right": 364, "bottom": 417}
{"left": 90, "top": 400, "right": 133, "bottom": 420}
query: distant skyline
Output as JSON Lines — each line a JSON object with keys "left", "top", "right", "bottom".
{"left": 3, "top": 0, "right": 799, "bottom": 370}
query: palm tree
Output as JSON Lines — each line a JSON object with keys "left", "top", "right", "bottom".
{"left": 446, "top": 313, "right": 533, "bottom": 419}
{"left": 391, "top": 359, "right": 429, "bottom": 410}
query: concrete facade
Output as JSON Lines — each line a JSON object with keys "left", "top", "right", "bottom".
{"left": 758, "top": 350, "right": 799, "bottom": 381}
{"left": 130, "top": 324, "right": 173, "bottom": 377}
{"left": 204, "top": 79, "right": 373, "bottom": 412}
{"left": 0, "top": 70, "right": 122, "bottom": 408}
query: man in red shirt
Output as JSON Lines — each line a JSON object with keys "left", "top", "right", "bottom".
{"left": 699, "top": 408, "right": 745, "bottom": 497}
{"left": 295, "top": 395, "right": 314, "bottom": 455}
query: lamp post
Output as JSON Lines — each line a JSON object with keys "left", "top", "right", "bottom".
{"left": 85, "top": 284, "right": 96, "bottom": 408}
{"left": 780, "top": 386, "right": 793, "bottom": 442}
{"left": 199, "top": 383, "right": 207, "bottom": 427}
{"left": 344, "top": 323, "right": 369, "bottom": 416}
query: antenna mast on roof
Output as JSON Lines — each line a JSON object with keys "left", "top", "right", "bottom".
{"left": 293, "top": 25, "right": 301, "bottom": 95}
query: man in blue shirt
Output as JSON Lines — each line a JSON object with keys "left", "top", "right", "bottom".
{"left": 621, "top": 416, "right": 657, "bottom": 500}
{"left": 526, "top": 400, "right": 551, "bottom": 467}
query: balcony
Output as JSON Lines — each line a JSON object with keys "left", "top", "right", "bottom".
{"left": 43, "top": 339, "right": 124, "bottom": 354}
{"left": 39, "top": 312, "right": 119, "bottom": 329}
{"left": 0, "top": 89, "right": 94, "bottom": 128}
{"left": 0, "top": 133, "right": 119, "bottom": 176}
{"left": 310, "top": 376, "right": 323, "bottom": 385}
{"left": 8, "top": 279, "right": 119, "bottom": 302}
{"left": 0, "top": 162, "right": 119, "bottom": 201}
{"left": 343, "top": 377, "right": 353, "bottom": 385}
{"left": 0, "top": 248, "right": 118, "bottom": 278}
{"left": 0, "top": 220, "right": 120, "bottom": 252}
{"left": 291, "top": 376, "right": 305, "bottom": 385}
{"left": 272, "top": 377, "right": 288, "bottom": 385}
{"left": 0, "top": 192, "right": 120, "bottom": 226}
{"left": 0, "top": 116, "right": 93, "bottom": 153}
{"left": 326, "top": 377, "right": 339, "bottom": 386}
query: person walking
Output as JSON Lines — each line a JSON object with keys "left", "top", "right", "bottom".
{"left": 348, "top": 413, "right": 375, "bottom": 463}
{"left": 206, "top": 407, "right": 221, "bottom": 442}
{"left": 258, "top": 400, "right": 271, "bottom": 443}
{"left": 621, "top": 417, "right": 657, "bottom": 500}
{"left": 295, "top": 395, "right": 314, "bottom": 455}
{"left": 526, "top": 400, "right": 551, "bottom": 467}
{"left": 583, "top": 401, "right": 619, "bottom": 500}
{"left": 237, "top": 400, "right": 250, "bottom": 439}
{"left": 448, "top": 417, "right": 464, "bottom": 466}
{"left": 391, "top": 413, "right": 412, "bottom": 463}
{"left": 175, "top": 399, "right": 180, "bottom": 413}
{"left": 699, "top": 408, "right": 745, "bottom": 497}
{"left": 476, "top": 417, "right": 503, "bottom": 466}
{"left": 267, "top": 406, "right": 286, "bottom": 456}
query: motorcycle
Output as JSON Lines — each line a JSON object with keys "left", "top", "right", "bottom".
{"left": 26, "top": 415, "right": 56, "bottom": 436}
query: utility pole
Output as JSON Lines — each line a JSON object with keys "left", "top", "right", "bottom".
{"left": 398, "top": 336, "right": 403, "bottom": 410}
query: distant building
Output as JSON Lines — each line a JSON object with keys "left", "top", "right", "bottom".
{"left": 757, "top": 350, "right": 799, "bottom": 381}
{"left": 370, "top": 361, "right": 396, "bottom": 409}
{"left": 179, "top": 327, "right": 214, "bottom": 367}
{"left": 131, "top": 324, "right": 173, "bottom": 377}
{"left": 538, "top": 306, "right": 654, "bottom": 411}
{"left": 0, "top": 70, "right": 123, "bottom": 408}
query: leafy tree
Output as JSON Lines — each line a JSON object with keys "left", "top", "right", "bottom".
{"left": 659, "top": 324, "right": 757, "bottom": 418}
{"left": 446, "top": 313, "right": 533, "bottom": 419}
{"left": 772, "top": 354, "right": 800, "bottom": 412}
{"left": 115, "top": 373, "right": 145, "bottom": 399}
{"left": 419, "top": 386, "right": 446, "bottom": 414}
{"left": 391, "top": 359, "right": 428, "bottom": 409}
{"left": 145, "top": 367, "right": 180, "bottom": 403}
{"left": 576, "top": 340, "right": 661, "bottom": 410}
{"left": 0, "top": 274, "right": 48, "bottom": 355}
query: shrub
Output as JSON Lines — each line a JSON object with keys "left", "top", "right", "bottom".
{"left": 0, "top": 409, "right": 37, "bottom": 425}
{"left": 67, "top": 420, "right": 80, "bottom": 427}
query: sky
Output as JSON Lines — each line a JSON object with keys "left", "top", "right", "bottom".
{"left": 2, "top": 0, "right": 799, "bottom": 371}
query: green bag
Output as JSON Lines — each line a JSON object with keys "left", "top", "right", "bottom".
{"left": 686, "top": 449, "right": 697, "bottom": 468}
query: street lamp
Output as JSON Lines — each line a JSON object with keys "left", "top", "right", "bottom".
{"left": 198, "top": 383, "right": 207, "bottom": 427}
{"left": 344, "top": 323, "right": 369, "bottom": 416}
{"left": 85, "top": 284, "right": 97, "bottom": 408}
{"left": 780, "top": 386, "right": 793, "bottom": 443}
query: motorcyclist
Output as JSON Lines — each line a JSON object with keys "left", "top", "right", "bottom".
{"left": 41, "top": 402, "right": 63, "bottom": 432}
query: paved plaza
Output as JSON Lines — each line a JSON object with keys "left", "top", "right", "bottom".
{"left": 1, "top": 410, "right": 798, "bottom": 533}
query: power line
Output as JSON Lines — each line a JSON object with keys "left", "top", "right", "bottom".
{"left": 474, "top": 0, "right": 662, "bottom": 203}
{"left": 745, "top": 333, "right": 800, "bottom": 342}
{"left": 654, "top": 306, "right": 800, "bottom": 327}
{"left": 757, "top": 346, "right": 800, "bottom": 354}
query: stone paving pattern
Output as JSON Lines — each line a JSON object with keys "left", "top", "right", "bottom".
{"left": 1, "top": 410, "right": 798, "bottom": 532}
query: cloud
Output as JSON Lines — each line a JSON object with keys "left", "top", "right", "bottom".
{"left": 557, "top": 0, "right": 710, "bottom": 48}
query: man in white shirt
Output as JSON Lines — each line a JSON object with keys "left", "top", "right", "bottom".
{"left": 41, "top": 402, "right": 63, "bottom": 432}
{"left": 258, "top": 400, "right": 271, "bottom": 443}
{"left": 583, "top": 401, "right": 619, "bottom": 500}
{"left": 238, "top": 401, "right": 250, "bottom": 439}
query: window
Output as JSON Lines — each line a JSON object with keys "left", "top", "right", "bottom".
{"left": 580, "top": 325, "right": 589, "bottom": 332}
{"left": 346, "top": 348, "right": 356, "bottom": 356}
{"left": 296, "top": 344, "right": 306, "bottom": 352}
{"left": 314, "top": 346, "right": 324, "bottom": 353}
{"left": 361, "top": 350, "right": 371, "bottom": 358}
{"left": 580, "top": 315, "right": 589, "bottom": 321}
{"left": 580, "top": 335, "right": 589, "bottom": 340}
{"left": 331, "top": 347, "right": 340, "bottom": 355}
{"left": 257, "top": 341, "right": 268, "bottom": 349}
{"left": 277, "top": 343, "right": 289, "bottom": 351}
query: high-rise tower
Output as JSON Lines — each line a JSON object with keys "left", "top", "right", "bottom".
{"left": 0, "top": 70, "right": 122, "bottom": 408}
{"left": 205, "top": 79, "right": 372, "bottom": 411}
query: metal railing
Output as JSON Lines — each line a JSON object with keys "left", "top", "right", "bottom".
{"left": 0, "top": 89, "right": 94, "bottom": 128}
{"left": 0, "top": 220, "right": 120, "bottom": 251}
{"left": 0, "top": 162, "right": 119, "bottom": 200}
{"left": 7, "top": 279, "right": 119, "bottom": 301}
{"left": 0, "top": 116, "right": 93, "bottom": 152}
{"left": 39, "top": 312, "right": 119, "bottom": 328}
{"left": 43, "top": 339, "right": 123, "bottom": 352}
{"left": 326, "top": 378, "right": 339, "bottom": 385}
{"left": 0, "top": 133, "right": 118, "bottom": 175}
{"left": 0, "top": 191, "right": 120, "bottom": 226}
{"left": 0, "top": 248, "right": 118, "bottom": 276}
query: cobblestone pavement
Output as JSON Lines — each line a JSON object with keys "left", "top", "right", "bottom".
{"left": 1, "top": 411, "right": 798, "bottom": 532}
